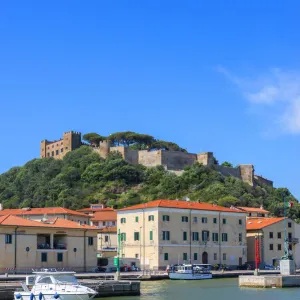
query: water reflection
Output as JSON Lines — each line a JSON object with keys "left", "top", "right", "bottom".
{"left": 95, "top": 279, "right": 300, "bottom": 300}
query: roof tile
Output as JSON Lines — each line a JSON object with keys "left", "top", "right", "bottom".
{"left": 246, "top": 217, "right": 285, "bottom": 230}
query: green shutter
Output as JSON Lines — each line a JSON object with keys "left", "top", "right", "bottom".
{"left": 135, "top": 216, "right": 139, "bottom": 222}
{"left": 194, "top": 253, "right": 198, "bottom": 260}
{"left": 183, "top": 232, "right": 187, "bottom": 241}
{"left": 150, "top": 231, "right": 153, "bottom": 241}
{"left": 164, "top": 253, "right": 168, "bottom": 260}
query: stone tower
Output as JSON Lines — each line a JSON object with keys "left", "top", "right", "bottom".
{"left": 63, "top": 131, "right": 82, "bottom": 152}
{"left": 99, "top": 140, "right": 111, "bottom": 159}
{"left": 197, "top": 152, "right": 215, "bottom": 166}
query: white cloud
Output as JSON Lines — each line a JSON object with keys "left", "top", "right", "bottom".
{"left": 218, "top": 67, "right": 300, "bottom": 134}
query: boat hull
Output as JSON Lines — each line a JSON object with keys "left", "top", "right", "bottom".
{"left": 14, "top": 292, "right": 96, "bottom": 300}
{"left": 169, "top": 272, "right": 212, "bottom": 280}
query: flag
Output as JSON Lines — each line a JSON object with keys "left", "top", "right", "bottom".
{"left": 285, "top": 202, "right": 293, "bottom": 208}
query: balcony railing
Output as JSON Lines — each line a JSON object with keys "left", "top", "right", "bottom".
{"left": 288, "top": 238, "right": 299, "bottom": 244}
{"left": 37, "top": 243, "right": 67, "bottom": 250}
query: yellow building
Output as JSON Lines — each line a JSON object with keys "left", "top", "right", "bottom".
{"left": 117, "top": 199, "right": 247, "bottom": 270}
{"left": 246, "top": 217, "right": 298, "bottom": 267}
{"left": 0, "top": 214, "right": 99, "bottom": 273}
{"left": 97, "top": 227, "right": 117, "bottom": 258}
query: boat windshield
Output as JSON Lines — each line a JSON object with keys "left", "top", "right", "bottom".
{"left": 53, "top": 275, "right": 78, "bottom": 285}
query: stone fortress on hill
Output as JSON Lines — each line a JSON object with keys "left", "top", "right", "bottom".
{"left": 40, "top": 131, "right": 273, "bottom": 188}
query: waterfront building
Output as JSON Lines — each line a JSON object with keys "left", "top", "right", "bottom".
{"left": 246, "top": 217, "right": 298, "bottom": 267}
{"left": 0, "top": 214, "right": 99, "bottom": 273}
{"left": 117, "top": 199, "right": 247, "bottom": 270}
{"left": 97, "top": 227, "right": 117, "bottom": 258}
{"left": 0, "top": 205, "right": 91, "bottom": 224}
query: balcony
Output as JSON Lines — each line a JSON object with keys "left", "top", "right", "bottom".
{"left": 37, "top": 234, "right": 68, "bottom": 251}
{"left": 288, "top": 237, "right": 299, "bottom": 244}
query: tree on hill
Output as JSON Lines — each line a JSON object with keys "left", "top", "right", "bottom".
{"left": 82, "top": 133, "right": 107, "bottom": 146}
{"left": 221, "top": 161, "right": 233, "bottom": 168}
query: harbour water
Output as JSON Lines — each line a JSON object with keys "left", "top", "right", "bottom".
{"left": 96, "top": 278, "right": 300, "bottom": 300}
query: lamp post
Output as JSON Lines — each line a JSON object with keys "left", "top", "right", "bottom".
{"left": 254, "top": 235, "right": 260, "bottom": 275}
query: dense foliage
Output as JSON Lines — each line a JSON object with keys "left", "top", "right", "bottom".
{"left": 83, "top": 131, "right": 187, "bottom": 152}
{"left": 0, "top": 146, "right": 299, "bottom": 221}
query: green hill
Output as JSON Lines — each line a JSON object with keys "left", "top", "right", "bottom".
{"left": 0, "top": 146, "right": 298, "bottom": 221}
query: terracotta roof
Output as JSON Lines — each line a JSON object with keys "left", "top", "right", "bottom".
{"left": 237, "top": 206, "right": 270, "bottom": 214}
{"left": 0, "top": 207, "right": 90, "bottom": 218}
{"left": 246, "top": 217, "right": 285, "bottom": 230}
{"left": 98, "top": 227, "right": 117, "bottom": 233}
{"left": 118, "top": 199, "right": 247, "bottom": 213}
{"left": 91, "top": 210, "right": 117, "bottom": 221}
{"left": 77, "top": 207, "right": 114, "bottom": 213}
{"left": 0, "top": 215, "right": 98, "bottom": 230}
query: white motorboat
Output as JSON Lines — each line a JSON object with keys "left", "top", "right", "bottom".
{"left": 169, "top": 264, "right": 213, "bottom": 280}
{"left": 14, "top": 269, "right": 97, "bottom": 300}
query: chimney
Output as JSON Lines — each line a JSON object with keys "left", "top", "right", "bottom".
{"left": 0, "top": 203, "right": 3, "bottom": 211}
{"left": 260, "top": 205, "right": 264, "bottom": 210}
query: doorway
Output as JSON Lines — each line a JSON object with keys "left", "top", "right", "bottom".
{"left": 202, "top": 252, "right": 208, "bottom": 264}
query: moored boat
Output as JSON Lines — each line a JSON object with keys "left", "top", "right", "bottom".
{"left": 14, "top": 269, "right": 97, "bottom": 300}
{"left": 169, "top": 264, "right": 212, "bottom": 280}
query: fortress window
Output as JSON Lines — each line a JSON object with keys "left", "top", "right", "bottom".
{"left": 47, "top": 153, "right": 50, "bottom": 157}
{"left": 51, "top": 151, "right": 54, "bottom": 156}
{"left": 56, "top": 150, "right": 59, "bottom": 155}
{"left": 65, "top": 147, "right": 68, "bottom": 150}
{"left": 61, "top": 148, "right": 63, "bottom": 153}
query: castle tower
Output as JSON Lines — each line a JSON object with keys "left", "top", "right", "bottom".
{"left": 99, "top": 140, "right": 111, "bottom": 159}
{"left": 197, "top": 152, "right": 214, "bottom": 166}
{"left": 239, "top": 164, "right": 254, "bottom": 186}
{"left": 63, "top": 131, "right": 82, "bottom": 153}
{"left": 40, "top": 140, "right": 48, "bottom": 158}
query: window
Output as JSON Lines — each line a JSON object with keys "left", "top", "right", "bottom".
{"left": 269, "top": 244, "right": 273, "bottom": 250}
{"left": 162, "top": 231, "right": 170, "bottom": 240}
{"left": 194, "top": 253, "right": 198, "bottom": 260}
{"left": 57, "top": 253, "right": 63, "bottom": 262}
{"left": 47, "top": 153, "right": 50, "bottom": 157}
{"left": 222, "top": 218, "right": 227, "bottom": 225}
{"left": 112, "top": 221, "right": 116, "bottom": 226}
{"left": 66, "top": 147, "right": 68, "bottom": 150}
{"left": 149, "top": 231, "right": 153, "bottom": 241}
{"left": 88, "top": 237, "right": 94, "bottom": 245}
{"left": 223, "top": 253, "right": 226, "bottom": 261}
{"left": 183, "top": 253, "right": 188, "bottom": 261}
{"left": 239, "top": 233, "right": 242, "bottom": 242}
{"left": 212, "top": 233, "right": 219, "bottom": 242}
{"left": 288, "top": 232, "right": 292, "bottom": 239}
{"left": 120, "top": 218, "right": 126, "bottom": 224}
{"left": 103, "top": 221, "right": 106, "bottom": 226}
{"left": 135, "top": 254, "right": 139, "bottom": 258}
{"left": 183, "top": 231, "right": 187, "bottom": 241}
{"left": 288, "top": 222, "right": 292, "bottom": 228}
{"left": 222, "top": 233, "right": 228, "bottom": 242}
{"left": 214, "top": 253, "right": 217, "bottom": 260}
{"left": 135, "top": 216, "right": 139, "bottom": 222}
{"left": 5, "top": 234, "right": 12, "bottom": 244}
{"left": 182, "top": 216, "right": 188, "bottom": 222}
{"left": 121, "top": 233, "right": 126, "bottom": 241}
{"left": 105, "top": 235, "right": 109, "bottom": 242}
{"left": 277, "top": 232, "right": 281, "bottom": 239}
{"left": 239, "top": 219, "right": 242, "bottom": 225}
{"left": 202, "top": 217, "right": 208, "bottom": 224}
{"left": 164, "top": 253, "right": 169, "bottom": 261}
{"left": 163, "top": 215, "right": 170, "bottom": 221}
{"left": 269, "top": 232, "right": 273, "bottom": 239}
{"left": 148, "top": 215, "right": 154, "bottom": 221}
{"left": 60, "top": 148, "right": 64, "bottom": 153}
{"left": 41, "top": 253, "right": 48, "bottom": 262}
{"left": 289, "top": 244, "right": 292, "bottom": 251}
{"left": 278, "top": 244, "right": 282, "bottom": 251}
{"left": 56, "top": 150, "right": 59, "bottom": 155}
{"left": 213, "top": 217, "right": 217, "bottom": 224}
{"left": 134, "top": 232, "right": 140, "bottom": 241}
{"left": 38, "top": 277, "right": 52, "bottom": 284}
{"left": 51, "top": 151, "right": 54, "bottom": 156}
{"left": 202, "top": 230, "right": 209, "bottom": 242}
{"left": 193, "top": 216, "right": 198, "bottom": 223}
{"left": 192, "top": 232, "right": 199, "bottom": 241}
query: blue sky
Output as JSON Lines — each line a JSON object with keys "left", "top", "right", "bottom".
{"left": 1, "top": 1, "right": 300, "bottom": 198}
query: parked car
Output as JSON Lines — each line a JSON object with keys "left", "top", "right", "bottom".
{"left": 106, "top": 267, "right": 118, "bottom": 273}
{"left": 94, "top": 266, "right": 107, "bottom": 273}
{"left": 264, "top": 264, "right": 275, "bottom": 270}
{"left": 237, "top": 264, "right": 252, "bottom": 270}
